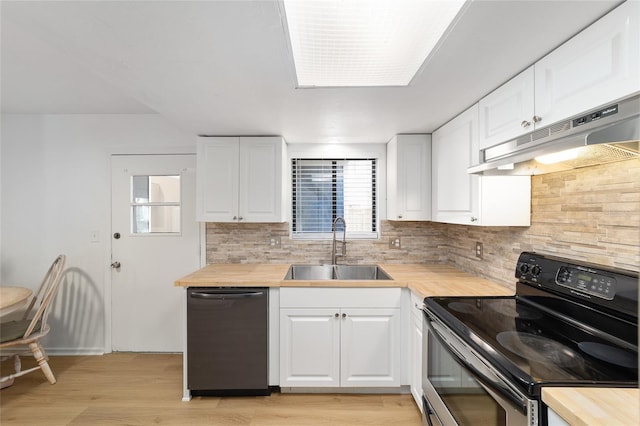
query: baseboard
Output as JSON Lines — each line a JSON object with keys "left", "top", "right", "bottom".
{"left": 45, "top": 348, "right": 105, "bottom": 356}
{"left": 280, "top": 385, "right": 410, "bottom": 394}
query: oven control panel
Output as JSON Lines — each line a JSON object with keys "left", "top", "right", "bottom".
{"left": 555, "top": 266, "right": 616, "bottom": 300}
{"left": 516, "top": 251, "right": 638, "bottom": 318}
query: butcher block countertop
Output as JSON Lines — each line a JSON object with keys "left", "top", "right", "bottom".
{"left": 542, "top": 387, "right": 639, "bottom": 426}
{"left": 174, "top": 263, "right": 514, "bottom": 297}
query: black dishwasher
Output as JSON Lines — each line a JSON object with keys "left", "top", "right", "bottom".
{"left": 187, "top": 287, "right": 269, "bottom": 396}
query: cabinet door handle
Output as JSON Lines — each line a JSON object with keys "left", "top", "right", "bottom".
{"left": 335, "top": 313, "right": 339, "bottom": 318}
{"left": 532, "top": 115, "right": 542, "bottom": 123}
{"left": 238, "top": 216, "right": 244, "bottom": 221}
{"left": 232, "top": 216, "right": 237, "bottom": 220}
{"left": 521, "top": 120, "right": 531, "bottom": 128}
{"left": 470, "top": 217, "right": 478, "bottom": 222}
{"left": 342, "top": 313, "right": 347, "bottom": 318}
{"left": 398, "top": 215, "right": 403, "bottom": 219}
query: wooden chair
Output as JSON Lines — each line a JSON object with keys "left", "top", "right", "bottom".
{"left": 0, "top": 255, "right": 66, "bottom": 385}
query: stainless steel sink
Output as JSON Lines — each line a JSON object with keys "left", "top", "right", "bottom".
{"left": 334, "top": 265, "right": 391, "bottom": 280}
{"left": 283, "top": 265, "right": 334, "bottom": 280}
{"left": 284, "top": 264, "right": 391, "bottom": 280}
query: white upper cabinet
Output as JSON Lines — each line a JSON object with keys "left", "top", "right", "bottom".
{"left": 478, "top": 1, "right": 639, "bottom": 151}
{"left": 196, "top": 136, "right": 286, "bottom": 222}
{"left": 535, "top": 0, "right": 639, "bottom": 126}
{"left": 432, "top": 104, "right": 531, "bottom": 226}
{"left": 432, "top": 104, "right": 480, "bottom": 225}
{"left": 387, "top": 134, "right": 432, "bottom": 221}
{"left": 478, "top": 67, "right": 535, "bottom": 150}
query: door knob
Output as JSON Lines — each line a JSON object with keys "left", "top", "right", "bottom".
{"left": 111, "top": 261, "right": 121, "bottom": 269}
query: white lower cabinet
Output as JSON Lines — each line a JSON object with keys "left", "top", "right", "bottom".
{"left": 279, "top": 288, "right": 402, "bottom": 389}
{"left": 279, "top": 308, "right": 341, "bottom": 387}
{"left": 409, "top": 291, "right": 423, "bottom": 413}
{"left": 341, "top": 308, "right": 401, "bottom": 387}
{"left": 547, "top": 407, "right": 570, "bottom": 426}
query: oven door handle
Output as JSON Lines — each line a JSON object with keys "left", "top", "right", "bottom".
{"left": 427, "top": 317, "right": 530, "bottom": 415}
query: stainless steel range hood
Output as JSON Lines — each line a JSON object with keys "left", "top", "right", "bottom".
{"left": 468, "top": 94, "right": 640, "bottom": 175}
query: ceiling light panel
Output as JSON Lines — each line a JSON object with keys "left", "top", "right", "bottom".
{"left": 283, "top": 0, "right": 466, "bottom": 87}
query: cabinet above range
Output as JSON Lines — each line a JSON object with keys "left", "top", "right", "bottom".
{"left": 477, "top": 0, "right": 639, "bottom": 156}
{"left": 196, "top": 136, "right": 287, "bottom": 222}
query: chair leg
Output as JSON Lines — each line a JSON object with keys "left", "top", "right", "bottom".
{"left": 28, "top": 342, "right": 56, "bottom": 384}
{"left": 13, "top": 354, "right": 22, "bottom": 374}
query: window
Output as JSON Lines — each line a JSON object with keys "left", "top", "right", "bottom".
{"left": 131, "top": 175, "right": 181, "bottom": 234}
{"left": 292, "top": 158, "right": 377, "bottom": 239}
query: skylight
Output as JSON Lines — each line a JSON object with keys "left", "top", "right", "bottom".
{"left": 282, "top": 0, "right": 466, "bottom": 88}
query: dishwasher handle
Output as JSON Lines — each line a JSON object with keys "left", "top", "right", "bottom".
{"left": 190, "top": 291, "right": 265, "bottom": 300}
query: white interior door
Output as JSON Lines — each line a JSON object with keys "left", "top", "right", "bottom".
{"left": 111, "top": 154, "right": 199, "bottom": 352}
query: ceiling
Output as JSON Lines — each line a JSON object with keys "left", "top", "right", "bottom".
{"left": 0, "top": 0, "right": 623, "bottom": 144}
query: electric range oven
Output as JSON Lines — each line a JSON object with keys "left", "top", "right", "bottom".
{"left": 421, "top": 252, "right": 638, "bottom": 426}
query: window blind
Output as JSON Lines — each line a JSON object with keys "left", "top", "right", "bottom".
{"left": 292, "top": 158, "right": 377, "bottom": 238}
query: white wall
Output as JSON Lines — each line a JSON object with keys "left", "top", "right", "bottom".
{"left": 1, "top": 114, "right": 195, "bottom": 354}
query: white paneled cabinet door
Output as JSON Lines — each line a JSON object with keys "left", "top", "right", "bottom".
{"left": 196, "top": 137, "right": 239, "bottom": 221}
{"left": 279, "top": 308, "right": 340, "bottom": 387}
{"left": 239, "top": 137, "right": 285, "bottom": 222}
{"left": 410, "top": 292, "right": 424, "bottom": 412}
{"left": 410, "top": 309, "right": 423, "bottom": 412}
{"left": 478, "top": 67, "right": 535, "bottom": 150}
{"left": 432, "top": 104, "right": 530, "bottom": 227}
{"left": 196, "top": 136, "right": 285, "bottom": 222}
{"left": 387, "top": 135, "right": 432, "bottom": 221}
{"left": 341, "top": 308, "right": 401, "bottom": 387}
{"left": 432, "top": 104, "right": 480, "bottom": 225}
{"left": 535, "top": 0, "right": 640, "bottom": 126}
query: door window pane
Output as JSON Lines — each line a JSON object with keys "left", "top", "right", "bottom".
{"left": 132, "top": 175, "right": 181, "bottom": 203}
{"left": 131, "top": 175, "right": 181, "bottom": 234}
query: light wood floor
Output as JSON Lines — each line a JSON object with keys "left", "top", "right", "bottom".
{"left": 1, "top": 353, "right": 422, "bottom": 425}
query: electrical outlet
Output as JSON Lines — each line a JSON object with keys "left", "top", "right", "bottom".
{"left": 268, "top": 236, "right": 281, "bottom": 248}
{"left": 475, "top": 242, "right": 483, "bottom": 259}
{"left": 389, "top": 237, "right": 401, "bottom": 249}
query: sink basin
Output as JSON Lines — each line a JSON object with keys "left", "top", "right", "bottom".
{"left": 283, "top": 265, "right": 334, "bottom": 280}
{"left": 334, "top": 265, "right": 391, "bottom": 280}
{"left": 284, "top": 265, "right": 391, "bottom": 280}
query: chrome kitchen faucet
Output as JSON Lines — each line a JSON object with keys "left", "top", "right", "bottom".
{"left": 331, "top": 217, "right": 347, "bottom": 265}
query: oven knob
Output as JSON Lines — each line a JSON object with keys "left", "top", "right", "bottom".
{"left": 531, "top": 266, "right": 542, "bottom": 276}
{"left": 519, "top": 263, "right": 530, "bottom": 274}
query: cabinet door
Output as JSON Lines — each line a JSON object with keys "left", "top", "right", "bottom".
{"left": 239, "top": 137, "right": 285, "bottom": 222}
{"left": 547, "top": 407, "right": 570, "bottom": 426}
{"left": 535, "top": 1, "right": 640, "bottom": 127}
{"left": 341, "top": 308, "right": 401, "bottom": 387}
{"left": 410, "top": 310, "right": 423, "bottom": 412}
{"left": 279, "top": 308, "right": 340, "bottom": 387}
{"left": 196, "top": 137, "right": 239, "bottom": 221}
{"left": 387, "top": 135, "right": 432, "bottom": 221}
{"left": 478, "top": 67, "right": 535, "bottom": 150}
{"left": 432, "top": 104, "right": 480, "bottom": 225}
